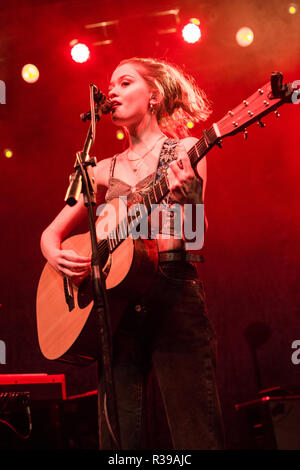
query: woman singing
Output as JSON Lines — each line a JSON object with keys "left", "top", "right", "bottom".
{"left": 40, "top": 57, "right": 224, "bottom": 450}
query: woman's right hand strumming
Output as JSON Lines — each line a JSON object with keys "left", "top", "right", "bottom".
{"left": 47, "top": 247, "right": 91, "bottom": 278}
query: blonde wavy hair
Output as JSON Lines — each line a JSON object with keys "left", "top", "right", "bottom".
{"left": 118, "top": 57, "right": 212, "bottom": 138}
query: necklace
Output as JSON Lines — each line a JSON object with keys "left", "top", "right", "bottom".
{"left": 126, "top": 134, "right": 166, "bottom": 172}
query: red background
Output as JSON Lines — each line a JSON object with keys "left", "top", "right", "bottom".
{"left": 0, "top": 0, "right": 299, "bottom": 448}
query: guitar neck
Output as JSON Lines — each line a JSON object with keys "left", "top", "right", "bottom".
{"left": 100, "top": 72, "right": 298, "bottom": 254}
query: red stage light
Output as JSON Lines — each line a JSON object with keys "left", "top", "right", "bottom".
{"left": 182, "top": 20, "right": 201, "bottom": 44}
{"left": 71, "top": 43, "right": 90, "bottom": 63}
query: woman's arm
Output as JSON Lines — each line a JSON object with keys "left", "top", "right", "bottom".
{"left": 40, "top": 157, "right": 111, "bottom": 277}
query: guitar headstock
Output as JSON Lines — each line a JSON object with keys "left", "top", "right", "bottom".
{"left": 214, "top": 73, "right": 298, "bottom": 140}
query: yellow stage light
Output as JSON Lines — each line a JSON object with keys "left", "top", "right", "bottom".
{"left": 288, "top": 4, "right": 297, "bottom": 14}
{"left": 21, "top": 64, "right": 39, "bottom": 83}
{"left": 236, "top": 27, "right": 254, "bottom": 47}
{"left": 4, "top": 149, "right": 13, "bottom": 158}
{"left": 116, "top": 130, "right": 125, "bottom": 140}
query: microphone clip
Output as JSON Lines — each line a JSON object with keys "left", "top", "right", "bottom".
{"left": 80, "top": 86, "right": 112, "bottom": 122}
{"left": 91, "top": 85, "right": 112, "bottom": 114}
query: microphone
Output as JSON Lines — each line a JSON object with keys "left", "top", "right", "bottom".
{"left": 91, "top": 85, "right": 112, "bottom": 114}
{"left": 80, "top": 85, "right": 112, "bottom": 121}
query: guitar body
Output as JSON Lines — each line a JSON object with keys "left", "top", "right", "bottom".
{"left": 36, "top": 197, "right": 159, "bottom": 364}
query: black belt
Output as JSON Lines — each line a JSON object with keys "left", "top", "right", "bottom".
{"left": 158, "top": 251, "right": 204, "bottom": 263}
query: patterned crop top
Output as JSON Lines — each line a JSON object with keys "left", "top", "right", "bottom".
{"left": 105, "top": 138, "right": 183, "bottom": 238}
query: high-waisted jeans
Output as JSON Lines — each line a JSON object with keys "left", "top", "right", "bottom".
{"left": 99, "top": 261, "right": 224, "bottom": 450}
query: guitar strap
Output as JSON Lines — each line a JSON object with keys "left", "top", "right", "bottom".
{"left": 109, "top": 153, "right": 118, "bottom": 179}
{"left": 153, "top": 138, "right": 179, "bottom": 208}
{"left": 154, "top": 138, "right": 178, "bottom": 184}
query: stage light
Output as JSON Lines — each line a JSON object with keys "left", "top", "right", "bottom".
{"left": 182, "top": 20, "right": 201, "bottom": 44}
{"left": 288, "top": 3, "right": 297, "bottom": 14}
{"left": 116, "top": 130, "right": 125, "bottom": 140}
{"left": 71, "top": 43, "right": 90, "bottom": 63}
{"left": 21, "top": 64, "right": 39, "bottom": 83}
{"left": 69, "top": 39, "right": 79, "bottom": 47}
{"left": 186, "top": 121, "right": 194, "bottom": 129}
{"left": 4, "top": 149, "right": 13, "bottom": 158}
{"left": 236, "top": 27, "right": 254, "bottom": 47}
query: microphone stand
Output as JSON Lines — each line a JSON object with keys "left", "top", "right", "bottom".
{"left": 64, "top": 85, "right": 121, "bottom": 450}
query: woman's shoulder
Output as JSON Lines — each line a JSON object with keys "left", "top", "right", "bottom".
{"left": 92, "top": 157, "right": 111, "bottom": 187}
{"left": 93, "top": 150, "right": 126, "bottom": 187}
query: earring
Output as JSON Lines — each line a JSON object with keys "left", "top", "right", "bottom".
{"left": 149, "top": 101, "right": 155, "bottom": 113}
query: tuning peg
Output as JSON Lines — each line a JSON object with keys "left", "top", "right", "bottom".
{"left": 217, "top": 139, "right": 223, "bottom": 149}
{"left": 274, "top": 110, "right": 280, "bottom": 118}
{"left": 243, "top": 129, "right": 248, "bottom": 140}
{"left": 258, "top": 120, "right": 265, "bottom": 128}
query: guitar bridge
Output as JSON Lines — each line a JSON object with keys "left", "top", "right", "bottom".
{"left": 63, "top": 275, "right": 75, "bottom": 312}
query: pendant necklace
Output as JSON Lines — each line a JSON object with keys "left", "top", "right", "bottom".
{"left": 126, "top": 134, "right": 166, "bottom": 174}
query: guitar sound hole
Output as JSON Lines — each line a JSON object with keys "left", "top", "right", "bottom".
{"left": 77, "top": 267, "right": 109, "bottom": 309}
{"left": 77, "top": 276, "right": 94, "bottom": 309}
